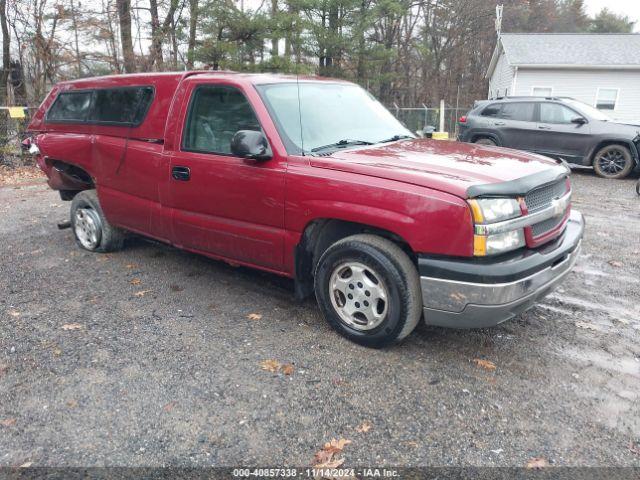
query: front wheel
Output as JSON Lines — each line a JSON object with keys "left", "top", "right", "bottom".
{"left": 314, "top": 234, "right": 422, "bottom": 348}
{"left": 593, "top": 144, "right": 634, "bottom": 179}
{"left": 70, "top": 190, "right": 125, "bottom": 252}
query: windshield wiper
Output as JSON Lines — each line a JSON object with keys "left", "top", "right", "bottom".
{"left": 310, "top": 139, "right": 373, "bottom": 153}
{"left": 378, "top": 134, "right": 414, "bottom": 143}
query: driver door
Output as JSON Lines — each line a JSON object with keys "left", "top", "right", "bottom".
{"left": 166, "top": 81, "right": 286, "bottom": 270}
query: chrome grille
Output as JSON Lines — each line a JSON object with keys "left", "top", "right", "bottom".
{"left": 531, "top": 215, "right": 565, "bottom": 237}
{"left": 525, "top": 178, "right": 570, "bottom": 238}
{"left": 525, "top": 179, "right": 568, "bottom": 213}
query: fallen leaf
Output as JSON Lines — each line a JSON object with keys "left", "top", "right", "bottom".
{"left": 405, "top": 440, "right": 419, "bottom": 448}
{"left": 323, "top": 438, "right": 352, "bottom": 454}
{"left": 125, "top": 264, "right": 137, "bottom": 269}
{"left": 314, "top": 457, "right": 345, "bottom": 469}
{"left": 19, "top": 462, "right": 33, "bottom": 468}
{"left": 130, "top": 278, "right": 142, "bottom": 285}
{"left": 473, "top": 358, "right": 496, "bottom": 371}
{"left": 134, "top": 290, "right": 151, "bottom": 297}
{"left": 608, "top": 260, "right": 623, "bottom": 268}
{"left": 260, "top": 359, "right": 281, "bottom": 373}
{"left": 356, "top": 421, "right": 372, "bottom": 433}
{"left": 8, "top": 309, "right": 20, "bottom": 317}
{"left": 53, "top": 349, "right": 62, "bottom": 356}
{"left": 66, "top": 400, "right": 78, "bottom": 408}
{"left": 281, "top": 363, "right": 295, "bottom": 376}
{"left": 1, "top": 418, "right": 17, "bottom": 427}
{"left": 312, "top": 449, "right": 335, "bottom": 466}
{"left": 247, "top": 313, "right": 262, "bottom": 320}
{"left": 61, "top": 323, "right": 83, "bottom": 331}
{"left": 526, "top": 457, "right": 549, "bottom": 469}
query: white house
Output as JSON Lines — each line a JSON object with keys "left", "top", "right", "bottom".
{"left": 486, "top": 33, "right": 640, "bottom": 124}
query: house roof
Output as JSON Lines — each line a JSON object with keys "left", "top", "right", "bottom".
{"left": 486, "top": 33, "right": 640, "bottom": 78}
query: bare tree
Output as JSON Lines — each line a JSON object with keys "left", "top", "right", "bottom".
{"left": 116, "top": 0, "right": 136, "bottom": 72}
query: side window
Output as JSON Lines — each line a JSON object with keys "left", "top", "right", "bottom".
{"left": 183, "top": 85, "right": 261, "bottom": 155}
{"left": 499, "top": 102, "right": 535, "bottom": 122}
{"left": 539, "top": 103, "right": 576, "bottom": 124}
{"left": 89, "top": 87, "right": 153, "bottom": 125}
{"left": 481, "top": 104, "right": 501, "bottom": 117}
{"left": 47, "top": 92, "right": 92, "bottom": 122}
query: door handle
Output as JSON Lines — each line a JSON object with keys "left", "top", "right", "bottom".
{"left": 171, "top": 166, "right": 191, "bottom": 181}
{"left": 538, "top": 125, "right": 551, "bottom": 130}
{"left": 494, "top": 121, "right": 506, "bottom": 126}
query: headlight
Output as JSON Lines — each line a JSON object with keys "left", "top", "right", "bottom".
{"left": 474, "top": 229, "right": 525, "bottom": 256}
{"left": 469, "top": 198, "right": 521, "bottom": 223}
{"left": 468, "top": 197, "right": 525, "bottom": 256}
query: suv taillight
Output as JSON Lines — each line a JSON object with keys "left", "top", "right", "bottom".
{"left": 458, "top": 116, "right": 467, "bottom": 123}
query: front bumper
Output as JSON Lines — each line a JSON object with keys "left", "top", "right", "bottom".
{"left": 418, "top": 210, "right": 584, "bottom": 328}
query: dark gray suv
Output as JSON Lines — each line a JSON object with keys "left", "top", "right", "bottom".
{"left": 458, "top": 97, "right": 640, "bottom": 179}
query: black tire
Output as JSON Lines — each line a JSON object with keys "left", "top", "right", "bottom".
{"left": 593, "top": 144, "right": 634, "bottom": 179}
{"left": 314, "top": 234, "right": 422, "bottom": 348}
{"left": 473, "top": 137, "right": 497, "bottom": 146}
{"left": 70, "top": 190, "right": 125, "bottom": 253}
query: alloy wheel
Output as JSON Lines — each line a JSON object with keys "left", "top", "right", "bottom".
{"left": 74, "top": 207, "right": 102, "bottom": 250}
{"left": 329, "top": 261, "right": 389, "bottom": 331}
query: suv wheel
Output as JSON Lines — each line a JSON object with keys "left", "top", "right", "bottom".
{"left": 70, "top": 190, "right": 125, "bottom": 252}
{"left": 314, "top": 234, "right": 422, "bottom": 348}
{"left": 473, "top": 137, "right": 497, "bottom": 146}
{"left": 593, "top": 144, "right": 634, "bottom": 179}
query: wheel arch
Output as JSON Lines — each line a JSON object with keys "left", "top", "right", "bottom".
{"left": 293, "top": 218, "right": 416, "bottom": 301}
{"left": 47, "top": 159, "right": 95, "bottom": 200}
{"left": 588, "top": 139, "right": 639, "bottom": 167}
{"left": 470, "top": 131, "right": 501, "bottom": 146}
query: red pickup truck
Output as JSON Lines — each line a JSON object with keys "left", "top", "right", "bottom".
{"left": 27, "top": 71, "right": 584, "bottom": 347}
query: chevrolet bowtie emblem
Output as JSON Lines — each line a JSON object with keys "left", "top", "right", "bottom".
{"left": 551, "top": 197, "right": 564, "bottom": 217}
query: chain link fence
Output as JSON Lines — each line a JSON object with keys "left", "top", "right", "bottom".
{"left": 1, "top": 107, "right": 36, "bottom": 167}
{"left": 388, "top": 105, "right": 470, "bottom": 139}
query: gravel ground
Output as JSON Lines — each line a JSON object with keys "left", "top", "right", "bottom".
{"left": 1, "top": 170, "right": 639, "bottom": 468}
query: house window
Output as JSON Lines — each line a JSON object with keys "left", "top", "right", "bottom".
{"left": 532, "top": 87, "right": 553, "bottom": 97}
{"left": 595, "top": 88, "right": 618, "bottom": 110}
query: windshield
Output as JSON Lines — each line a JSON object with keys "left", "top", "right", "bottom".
{"left": 256, "top": 82, "right": 413, "bottom": 154}
{"left": 563, "top": 99, "right": 613, "bottom": 121}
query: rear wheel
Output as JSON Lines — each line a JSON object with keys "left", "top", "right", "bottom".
{"left": 473, "top": 137, "right": 497, "bottom": 146}
{"left": 314, "top": 234, "right": 422, "bottom": 348}
{"left": 70, "top": 190, "right": 125, "bottom": 252}
{"left": 593, "top": 144, "right": 634, "bottom": 179}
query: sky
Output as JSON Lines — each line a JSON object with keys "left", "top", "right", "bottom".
{"left": 584, "top": 0, "right": 640, "bottom": 31}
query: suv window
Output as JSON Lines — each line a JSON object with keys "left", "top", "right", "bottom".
{"left": 539, "top": 103, "right": 576, "bottom": 124}
{"left": 47, "top": 91, "right": 92, "bottom": 122}
{"left": 183, "top": 85, "right": 261, "bottom": 155}
{"left": 499, "top": 102, "right": 535, "bottom": 122}
{"left": 481, "top": 104, "right": 501, "bottom": 117}
{"left": 89, "top": 87, "right": 153, "bottom": 125}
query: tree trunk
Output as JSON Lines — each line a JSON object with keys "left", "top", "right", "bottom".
{"left": 0, "top": 0, "right": 9, "bottom": 101}
{"left": 116, "top": 0, "right": 136, "bottom": 73}
{"left": 69, "top": 0, "right": 82, "bottom": 77}
{"left": 149, "top": 0, "right": 164, "bottom": 70}
{"left": 186, "top": 0, "right": 198, "bottom": 69}
{"left": 271, "top": 0, "right": 278, "bottom": 58}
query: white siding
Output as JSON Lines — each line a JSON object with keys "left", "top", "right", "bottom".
{"left": 514, "top": 68, "right": 640, "bottom": 124}
{"left": 488, "top": 52, "right": 515, "bottom": 99}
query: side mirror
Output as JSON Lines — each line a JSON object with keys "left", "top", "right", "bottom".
{"left": 230, "top": 130, "right": 272, "bottom": 160}
{"left": 571, "top": 117, "right": 587, "bottom": 125}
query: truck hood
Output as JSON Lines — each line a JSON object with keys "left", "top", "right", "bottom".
{"left": 309, "top": 139, "right": 568, "bottom": 199}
